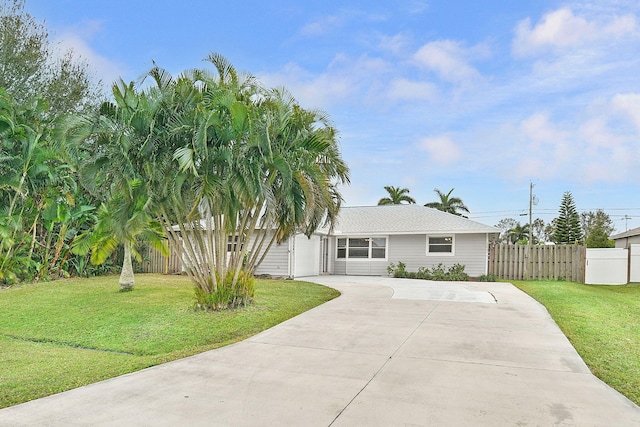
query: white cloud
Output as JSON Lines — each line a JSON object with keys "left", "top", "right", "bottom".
{"left": 385, "top": 78, "right": 436, "bottom": 102}
{"left": 512, "top": 8, "right": 638, "bottom": 57}
{"left": 413, "top": 40, "right": 483, "bottom": 86}
{"left": 611, "top": 93, "right": 640, "bottom": 132}
{"left": 378, "top": 33, "right": 412, "bottom": 55}
{"left": 52, "top": 20, "right": 125, "bottom": 87}
{"left": 299, "top": 15, "right": 343, "bottom": 37}
{"left": 418, "top": 135, "right": 462, "bottom": 164}
{"left": 520, "top": 112, "right": 568, "bottom": 148}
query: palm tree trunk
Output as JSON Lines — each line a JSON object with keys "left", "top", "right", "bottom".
{"left": 119, "top": 242, "right": 135, "bottom": 291}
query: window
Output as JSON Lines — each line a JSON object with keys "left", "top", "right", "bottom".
{"left": 227, "top": 236, "right": 241, "bottom": 252}
{"left": 336, "top": 237, "right": 387, "bottom": 260}
{"left": 428, "top": 236, "right": 453, "bottom": 254}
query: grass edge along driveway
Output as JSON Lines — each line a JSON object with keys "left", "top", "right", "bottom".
{"left": 511, "top": 280, "right": 640, "bottom": 407}
{"left": 0, "top": 274, "right": 340, "bottom": 409}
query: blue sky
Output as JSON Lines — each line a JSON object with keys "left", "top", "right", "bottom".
{"left": 24, "top": 0, "right": 640, "bottom": 233}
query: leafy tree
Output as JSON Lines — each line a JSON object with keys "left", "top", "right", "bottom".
{"left": 553, "top": 191, "right": 583, "bottom": 244}
{"left": 0, "top": 0, "right": 100, "bottom": 115}
{"left": 495, "top": 218, "right": 517, "bottom": 243}
{"left": 378, "top": 186, "right": 416, "bottom": 205}
{"left": 508, "top": 222, "right": 530, "bottom": 244}
{"left": 581, "top": 210, "right": 615, "bottom": 248}
{"left": 424, "top": 188, "right": 469, "bottom": 216}
{"left": 531, "top": 218, "right": 546, "bottom": 244}
{"left": 62, "top": 53, "right": 349, "bottom": 309}
{"left": 59, "top": 78, "right": 170, "bottom": 290}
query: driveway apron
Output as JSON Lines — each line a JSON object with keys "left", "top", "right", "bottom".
{"left": 1, "top": 276, "right": 639, "bottom": 426}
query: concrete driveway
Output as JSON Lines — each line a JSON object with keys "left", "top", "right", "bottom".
{"left": 1, "top": 276, "right": 639, "bottom": 426}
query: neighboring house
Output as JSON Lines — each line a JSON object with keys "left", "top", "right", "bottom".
{"left": 255, "top": 205, "right": 500, "bottom": 278}
{"left": 611, "top": 227, "right": 640, "bottom": 248}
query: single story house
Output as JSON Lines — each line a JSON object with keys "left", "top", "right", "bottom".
{"left": 255, "top": 204, "right": 500, "bottom": 278}
{"left": 611, "top": 227, "right": 640, "bottom": 248}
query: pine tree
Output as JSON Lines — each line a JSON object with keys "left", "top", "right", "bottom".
{"left": 553, "top": 191, "right": 583, "bottom": 244}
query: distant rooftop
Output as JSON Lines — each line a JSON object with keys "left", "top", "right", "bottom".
{"left": 611, "top": 226, "right": 640, "bottom": 240}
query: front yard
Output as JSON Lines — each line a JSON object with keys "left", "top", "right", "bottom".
{"left": 511, "top": 280, "right": 640, "bottom": 406}
{"left": 0, "top": 274, "right": 339, "bottom": 409}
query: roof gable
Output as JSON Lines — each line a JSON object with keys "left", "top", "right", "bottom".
{"left": 328, "top": 205, "right": 499, "bottom": 235}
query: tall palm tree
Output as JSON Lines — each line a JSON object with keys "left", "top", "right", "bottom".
{"left": 145, "top": 53, "right": 350, "bottom": 309}
{"left": 378, "top": 186, "right": 416, "bottom": 205}
{"left": 59, "top": 79, "right": 168, "bottom": 290}
{"left": 424, "top": 188, "right": 469, "bottom": 216}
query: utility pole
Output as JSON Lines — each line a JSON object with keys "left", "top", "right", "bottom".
{"left": 524, "top": 181, "right": 534, "bottom": 280}
{"left": 529, "top": 181, "right": 534, "bottom": 245}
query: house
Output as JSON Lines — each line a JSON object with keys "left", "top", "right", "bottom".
{"left": 611, "top": 227, "right": 640, "bottom": 248}
{"left": 255, "top": 205, "right": 500, "bottom": 278}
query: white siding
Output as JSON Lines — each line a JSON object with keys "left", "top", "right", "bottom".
{"left": 254, "top": 234, "right": 290, "bottom": 277}
{"left": 327, "top": 233, "right": 489, "bottom": 277}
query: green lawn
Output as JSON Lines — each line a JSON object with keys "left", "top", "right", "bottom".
{"left": 511, "top": 280, "right": 640, "bottom": 406}
{"left": 0, "top": 274, "right": 340, "bottom": 409}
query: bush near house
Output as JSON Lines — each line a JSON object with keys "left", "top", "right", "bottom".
{"left": 387, "top": 262, "right": 470, "bottom": 281}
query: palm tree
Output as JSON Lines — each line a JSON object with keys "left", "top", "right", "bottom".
{"left": 424, "top": 188, "right": 469, "bottom": 216}
{"left": 507, "top": 222, "right": 531, "bottom": 244}
{"left": 144, "top": 53, "right": 350, "bottom": 309}
{"left": 72, "top": 179, "right": 168, "bottom": 291}
{"left": 59, "top": 79, "right": 168, "bottom": 290}
{"left": 378, "top": 186, "right": 416, "bottom": 205}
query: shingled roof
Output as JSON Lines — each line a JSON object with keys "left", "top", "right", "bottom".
{"left": 327, "top": 205, "right": 499, "bottom": 236}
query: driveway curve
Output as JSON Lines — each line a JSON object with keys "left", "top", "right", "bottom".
{"left": 1, "top": 276, "right": 639, "bottom": 426}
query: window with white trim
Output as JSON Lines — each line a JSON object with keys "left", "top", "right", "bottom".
{"left": 336, "top": 237, "right": 387, "bottom": 259}
{"left": 428, "top": 236, "right": 454, "bottom": 254}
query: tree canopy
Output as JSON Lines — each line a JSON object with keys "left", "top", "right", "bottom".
{"left": 424, "top": 188, "right": 469, "bottom": 216}
{"left": 0, "top": 0, "right": 100, "bottom": 115}
{"left": 553, "top": 191, "right": 583, "bottom": 244}
{"left": 60, "top": 53, "right": 350, "bottom": 309}
{"left": 378, "top": 186, "right": 416, "bottom": 205}
{"left": 581, "top": 210, "right": 615, "bottom": 248}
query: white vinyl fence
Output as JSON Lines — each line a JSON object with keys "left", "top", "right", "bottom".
{"left": 584, "top": 248, "right": 628, "bottom": 285}
{"left": 630, "top": 244, "right": 640, "bottom": 283}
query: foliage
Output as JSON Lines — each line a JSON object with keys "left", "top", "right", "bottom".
{"left": 0, "top": 274, "right": 340, "bottom": 408}
{"left": 424, "top": 188, "right": 469, "bottom": 216}
{"left": 0, "top": 0, "right": 100, "bottom": 116}
{"left": 478, "top": 273, "right": 498, "bottom": 282}
{"left": 507, "top": 222, "right": 531, "bottom": 244}
{"left": 387, "top": 261, "right": 470, "bottom": 281}
{"left": 494, "top": 218, "right": 517, "bottom": 243}
{"left": 511, "top": 280, "right": 640, "bottom": 406}
{"left": 0, "top": 88, "right": 96, "bottom": 284}
{"left": 377, "top": 185, "right": 416, "bottom": 205}
{"left": 581, "top": 210, "right": 615, "bottom": 248}
{"left": 553, "top": 191, "right": 583, "bottom": 244}
{"left": 60, "top": 53, "right": 349, "bottom": 309}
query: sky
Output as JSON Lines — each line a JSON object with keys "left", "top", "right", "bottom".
{"left": 22, "top": 0, "right": 640, "bottom": 234}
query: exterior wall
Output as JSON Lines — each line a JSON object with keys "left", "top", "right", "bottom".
{"left": 254, "top": 234, "right": 291, "bottom": 278}
{"left": 327, "top": 233, "right": 489, "bottom": 277}
{"left": 614, "top": 235, "right": 640, "bottom": 248}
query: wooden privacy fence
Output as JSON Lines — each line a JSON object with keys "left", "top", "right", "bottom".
{"left": 134, "top": 244, "right": 183, "bottom": 274}
{"left": 488, "top": 244, "right": 586, "bottom": 283}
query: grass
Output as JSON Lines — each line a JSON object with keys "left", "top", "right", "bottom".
{"left": 0, "top": 274, "right": 340, "bottom": 409}
{"left": 511, "top": 280, "right": 640, "bottom": 406}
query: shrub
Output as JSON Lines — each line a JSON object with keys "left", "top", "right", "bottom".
{"left": 386, "top": 262, "right": 470, "bottom": 281}
{"left": 478, "top": 273, "right": 498, "bottom": 282}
